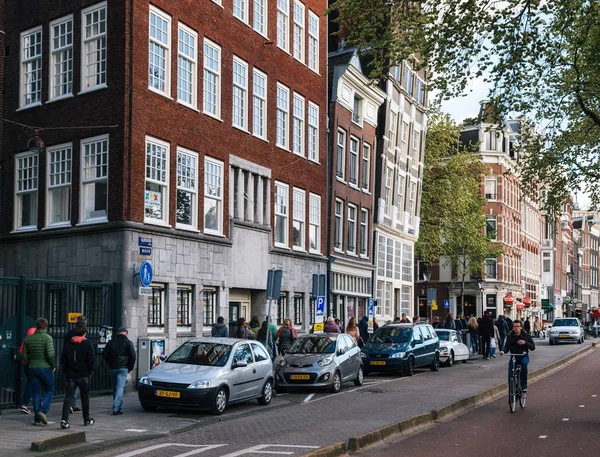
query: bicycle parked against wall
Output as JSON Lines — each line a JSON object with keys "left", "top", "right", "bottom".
{"left": 508, "top": 353, "right": 527, "bottom": 412}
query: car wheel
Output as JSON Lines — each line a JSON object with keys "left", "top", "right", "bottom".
{"left": 578, "top": 337, "right": 583, "bottom": 344}
{"left": 354, "top": 366, "right": 364, "bottom": 386}
{"left": 257, "top": 379, "right": 273, "bottom": 405}
{"left": 445, "top": 351, "right": 454, "bottom": 367}
{"left": 430, "top": 353, "right": 440, "bottom": 372}
{"left": 330, "top": 371, "right": 342, "bottom": 393}
{"left": 140, "top": 402, "right": 157, "bottom": 411}
{"left": 404, "top": 357, "right": 415, "bottom": 376}
{"left": 462, "top": 359, "right": 468, "bottom": 363}
{"left": 211, "top": 387, "right": 228, "bottom": 415}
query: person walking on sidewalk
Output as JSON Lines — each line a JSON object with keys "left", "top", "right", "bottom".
{"left": 63, "top": 315, "right": 88, "bottom": 414}
{"left": 60, "top": 323, "right": 95, "bottom": 429}
{"left": 103, "top": 327, "right": 136, "bottom": 415}
{"left": 19, "top": 326, "right": 36, "bottom": 415}
{"left": 479, "top": 311, "right": 495, "bottom": 360}
{"left": 22, "top": 318, "right": 56, "bottom": 426}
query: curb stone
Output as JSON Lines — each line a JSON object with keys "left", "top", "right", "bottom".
{"left": 302, "top": 344, "right": 595, "bottom": 457}
{"left": 31, "top": 432, "right": 86, "bottom": 452}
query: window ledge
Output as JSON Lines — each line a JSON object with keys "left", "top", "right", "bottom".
{"left": 147, "top": 328, "right": 166, "bottom": 334}
{"left": 232, "top": 124, "right": 250, "bottom": 134}
{"left": 204, "top": 229, "right": 225, "bottom": 237}
{"left": 349, "top": 183, "right": 360, "bottom": 191}
{"left": 76, "top": 217, "right": 109, "bottom": 227}
{"left": 309, "top": 249, "right": 321, "bottom": 255}
{"left": 292, "top": 246, "right": 307, "bottom": 253}
{"left": 276, "top": 144, "right": 291, "bottom": 152}
{"left": 16, "top": 102, "right": 42, "bottom": 112}
{"left": 148, "top": 86, "right": 173, "bottom": 100}
{"left": 362, "top": 189, "right": 371, "bottom": 195}
{"left": 10, "top": 226, "right": 38, "bottom": 234}
{"left": 43, "top": 222, "right": 72, "bottom": 230}
{"left": 308, "top": 158, "right": 320, "bottom": 165}
{"left": 360, "top": 255, "right": 369, "bottom": 260}
{"left": 78, "top": 84, "right": 108, "bottom": 95}
{"left": 347, "top": 252, "right": 358, "bottom": 257}
{"left": 144, "top": 219, "right": 172, "bottom": 228}
{"left": 334, "top": 248, "right": 343, "bottom": 253}
{"left": 176, "top": 224, "right": 200, "bottom": 233}
{"left": 46, "top": 94, "right": 74, "bottom": 104}
{"left": 203, "top": 111, "right": 223, "bottom": 122}
{"left": 336, "top": 177, "right": 347, "bottom": 184}
{"left": 252, "top": 133, "right": 269, "bottom": 143}
{"left": 177, "top": 101, "right": 199, "bottom": 112}
{"left": 275, "top": 242, "right": 290, "bottom": 249}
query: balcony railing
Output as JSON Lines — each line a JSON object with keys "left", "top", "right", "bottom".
{"left": 485, "top": 193, "right": 497, "bottom": 200}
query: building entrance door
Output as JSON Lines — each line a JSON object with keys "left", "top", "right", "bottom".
{"left": 229, "top": 302, "right": 240, "bottom": 337}
{"left": 457, "top": 295, "right": 477, "bottom": 317}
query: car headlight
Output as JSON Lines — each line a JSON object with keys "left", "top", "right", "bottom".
{"left": 139, "top": 375, "right": 152, "bottom": 386}
{"left": 389, "top": 352, "right": 405, "bottom": 359}
{"left": 188, "top": 380, "right": 211, "bottom": 389}
{"left": 277, "top": 358, "right": 287, "bottom": 367}
{"left": 360, "top": 352, "right": 367, "bottom": 358}
{"left": 440, "top": 348, "right": 449, "bottom": 355}
{"left": 317, "top": 356, "right": 333, "bottom": 367}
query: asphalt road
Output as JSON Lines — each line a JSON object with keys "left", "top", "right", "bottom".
{"left": 360, "top": 346, "right": 600, "bottom": 457}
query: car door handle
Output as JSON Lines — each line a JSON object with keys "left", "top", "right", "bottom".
{"left": 253, "top": 369, "right": 256, "bottom": 374}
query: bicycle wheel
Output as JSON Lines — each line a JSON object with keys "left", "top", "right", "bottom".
{"left": 508, "top": 377, "right": 516, "bottom": 413}
{"left": 515, "top": 370, "right": 526, "bottom": 408}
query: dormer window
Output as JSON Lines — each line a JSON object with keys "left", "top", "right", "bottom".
{"left": 352, "top": 95, "right": 362, "bottom": 124}
{"left": 485, "top": 130, "right": 498, "bottom": 151}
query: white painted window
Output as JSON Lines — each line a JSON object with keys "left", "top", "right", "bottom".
{"left": 80, "top": 135, "right": 109, "bottom": 223}
{"left": 349, "top": 137, "right": 359, "bottom": 186}
{"left": 362, "top": 143, "right": 370, "bottom": 191}
{"left": 334, "top": 199, "right": 343, "bottom": 251}
{"left": 308, "top": 11, "right": 319, "bottom": 73}
{"left": 47, "top": 144, "right": 72, "bottom": 226}
{"left": 252, "top": 69, "right": 267, "bottom": 139}
{"left": 203, "top": 39, "right": 221, "bottom": 118}
{"left": 293, "top": 1, "right": 305, "bottom": 63}
{"left": 408, "top": 181, "right": 416, "bottom": 219}
{"left": 177, "top": 24, "right": 198, "bottom": 108}
{"left": 20, "top": 26, "right": 43, "bottom": 108}
{"left": 360, "top": 208, "right": 368, "bottom": 256}
{"left": 308, "top": 102, "right": 319, "bottom": 162}
{"left": 384, "top": 166, "right": 393, "bottom": 216}
{"left": 412, "top": 130, "right": 420, "bottom": 161}
{"left": 145, "top": 137, "right": 170, "bottom": 225}
{"left": 253, "top": 0, "right": 267, "bottom": 36}
{"left": 233, "top": 0, "right": 248, "bottom": 23}
{"left": 352, "top": 95, "right": 362, "bottom": 124}
{"left": 292, "top": 188, "right": 305, "bottom": 249}
{"left": 402, "top": 242, "right": 412, "bottom": 282}
{"left": 276, "top": 83, "right": 290, "bottom": 149}
{"left": 232, "top": 56, "right": 248, "bottom": 130}
{"left": 292, "top": 93, "right": 305, "bottom": 156}
{"left": 388, "top": 112, "right": 396, "bottom": 152}
{"left": 309, "top": 193, "right": 320, "bottom": 253}
{"left": 149, "top": 7, "right": 171, "bottom": 96}
{"left": 204, "top": 158, "right": 224, "bottom": 235}
{"left": 485, "top": 175, "right": 498, "bottom": 200}
{"left": 486, "top": 130, "right": 498, "bottom": 151}
{"left": 176, "top": 148, "right": 198, "bottom": 230}
{"left": 404, "top": 64, "right": 413, "bottom": 96}
{"left": 336, "top": 129, "right": 346, "bottom": 180}
{"left": 50, "top": 16, "right": 73, "bottom": 100}
{"left": 274, "top": 182, "right": 289, "bottom": 246}
{"left": 81, "top": 2, "right": 107, "bottom": 92}
{"left": 14, "top": 152, "right": 38, "bottom": 230}
{"left": 486, "top": 258, "right": 498, "bottom": 279}
{"left": 486, "top": 215, "right": 497, "bottom": 241}
{"left": 347, "top": 204, "right": 357, "bottom": 254}
{"left": 277, "top": 0, "right": 290, "bottom": 52}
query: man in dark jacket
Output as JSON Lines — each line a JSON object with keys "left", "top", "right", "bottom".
{"left": 358, "top": 315, "right": 369, "bottom": 344}
{"left": 211, "top": 316, "right": 229, "bottom": 337}
{"left": 63, "top": 315, "right": 87, "bottom": 413}
{"left": 478, "top": 311, "right": 495, "bottom": 360}
{"left": 60, "top": 323, "right": 95, "bottom": 429}
{"left": 495, "top": 315, "right": 509, "bottom": 351}
{"left": 103, "top": 327, "right": 136, "bottom": 415}
{"left": 501, "top": 319, "right": 535, "bottom": 391}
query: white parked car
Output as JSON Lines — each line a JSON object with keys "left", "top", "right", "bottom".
{"left": 435, "top": 329, "right": 470, "bottom": 366}
{"left": 549, "top": 318, "right": 584, "bottom": 345}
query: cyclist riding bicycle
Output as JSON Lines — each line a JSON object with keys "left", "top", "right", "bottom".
{"left": 500, "top": 319, "right": 535, "bottom": 392}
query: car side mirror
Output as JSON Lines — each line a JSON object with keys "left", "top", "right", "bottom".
{"left": 233, "top": 361, "right": 248, "bottom": 369}
{"left": 337, "top": 349, "right": 344, "bottom": 356}
{"left": 412, "top": 339, "right": 422, "bottom": 346}
{"left": 160, "top": 355, "right": 167, "bottom": 361}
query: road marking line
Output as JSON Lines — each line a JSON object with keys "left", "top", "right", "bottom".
{"left": 124, "top": 429, "right": 147, "bottom": 433}
{"left": 562, "top": 418, "right": 569, "bottom": 421}
{"left": 593, "top": 395, "right": 597, "bottom": 397}
{"left": 218, "top": 444, "right": 319, "bottom": 457}
{"left": 115, "top": 443, "right": 226, "bottom": 457}
{"left": 174, "top": 446, "right": 229, "bottom": 457}
{"left": 539, "top": 436, "right": 547, "bottom": 439}
{"left": 579, "top": 405, "right": 585, "bottom": 407}
{"left": 303, "top": 394, "right": 314, "bottom": 403}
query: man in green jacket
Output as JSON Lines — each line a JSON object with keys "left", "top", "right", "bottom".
{"left": 23, "top": 318, "right": 56, "bottom": 426}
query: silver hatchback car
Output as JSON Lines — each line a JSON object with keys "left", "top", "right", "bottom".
{"left": 274, "top": 333, "right": 363, "bottom": 393}
{"left": 138, "top": 338, "right": 274, "bottom": 415}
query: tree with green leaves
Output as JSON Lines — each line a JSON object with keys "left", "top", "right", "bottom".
{"left": 329, "top": 0, "right": 600, "bottom": 213}
{"left": 416, "top": 109, "right": 503, "bottom": 315}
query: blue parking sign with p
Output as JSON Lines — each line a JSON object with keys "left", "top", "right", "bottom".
{"left": 316, "top": 296, "right": 325, "bottom": 317}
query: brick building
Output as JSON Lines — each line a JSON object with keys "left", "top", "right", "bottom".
{"left": 1, "top": 0, "right": 328, "bottom": 355}
{"left": 327, "top": 49, "right": 385, "bottom": 325}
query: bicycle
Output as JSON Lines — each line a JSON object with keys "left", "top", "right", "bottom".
{"left": 507, "top": 353, "right": 527, "bottom": 413}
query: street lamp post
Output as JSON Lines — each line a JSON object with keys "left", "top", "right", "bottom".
{"left": 423, "top": 270, "right": 432, "bottom": 323}
{"left": 478, "top": 280, "right": 484, "bottom": 317}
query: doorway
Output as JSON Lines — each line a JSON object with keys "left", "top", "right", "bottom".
{"left": 229, "top": 302, "right": 240, "bottom": 336}
{"left": 457, "top": 295, "right": 477, "bottom": 317}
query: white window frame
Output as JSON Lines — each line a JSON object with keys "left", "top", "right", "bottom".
{"left": 79, "top": 134, "right": 109, "bottom": 224}
{"left": 253, "top": 0, "right": 268, "bottom": 36}
{"left": 401, "top": 121, "right": 409, "bottom": 143}
{"left": 336, "top": 129, "right": 346, "bottom": 180}
{"left": 277, "top": 0, "right": 290, "bottom": 53}
{"left": 485, "top": 130, "right": 498, "bottom": 151}
{"left": 46, "top": 143, "right": 72, "bottom": 227}
{"left": 274, "top": 182, "right": 289, "bottom": 247}
{"left": 292, "top": 188, "right": 305, "bottom": 250}
{"left": 204, "top": 157, "right": 224, "bottom": 235}
{"left": 145, "top": 137, "right": 170, "bottom": 226}
{"left": 276, "top": 83, "right": 290, "bottom": 149}
{"left": 360, "top": 208, "right": 368, "bottom": 257}
{"left": 307, "top": 11, "right": 319, "bottom": 73}
{"left": 252, "top": 69, "right": 267, "bottom": 139}
{"left": 486, "top": 214, "right": 497, "bottom": 241}
{"left": 14, "top": 151, "right": 39, "bottom": 231}
{"left": 203, "top": 38, "right": 222, "bottom": 119}
{"left": 293, "top": 1, "right": 305, "bottom": 63}
{"left": 388, "top": 111, "right": 396, "bottom": 152}
{"left": 384, "top": 166, "right": 393, "bottom": 216}
{"left": 349, "top": 136, "right": 359, "bottom": 187}
{"left": 334, "top": 199, "right": 343, "bottom": 252}
{"left": 292, "top": 93, "right": 305, "bottom": 156}
{"left": 148, "top": 6, "right": 172, "bottom": 97}
{"left": 408, "top": 181, "right": 416, "bottom": 222}
{"left": 361, "top": 143, "right": 370, "bottom": 192}
{"left": 177, "top": 23, "right": 198, "bottom": 109}
{"left": 347, "top": 204, "right": 357, "bottom": 255}
{"left": 232, "top": 56, "right": 249, "bottom": 131}
{"left": 307, "top": 102, "right": 319, "bottom": 162}
{"left": 352, "top": 95, "right": 363, "bottom": 125}
{"left": 20, "top": 26, "right": 43, "bottom": 109}
{"left": 81, "top": 2, "right": 107, "bottom": 93}
{"left": 486, "top": 258, "right": 498, "bottom": 280}
{"left": 485, "top": 175, "right": 498, "bottom": 201}
{"left": 309, "top": 193, "right": 321, "bottom": 254}
{"left": 233, "top": 0, "right": 249, "bottom": 24}
{"left": 176, "top": 147, "right": 198, "bottom": 231}
{"left": 49, "top": 15, "right": 74, "bottom": 101}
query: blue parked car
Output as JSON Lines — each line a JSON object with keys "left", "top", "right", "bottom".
{"left": 361, "top": 323, "right": 440, "bottom": 376}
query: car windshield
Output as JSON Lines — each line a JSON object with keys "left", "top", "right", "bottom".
{"left": 286, "top": 336, "right": 336, "bottom": 354}
{"left": 436, "top": 332, "right": 451, "bottom": 341}
{"left": 553, "top": 319, "right": 578, "bottom": 327}
{"left": 371, "top": 327, "right": 411, "bottom": 344}
{"left": 166, "top": 342, "right": 232, "bottom": 366}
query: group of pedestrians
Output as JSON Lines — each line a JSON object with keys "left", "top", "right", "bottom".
{"left": 20, "top": 316, "right": 136, "bottom": 429}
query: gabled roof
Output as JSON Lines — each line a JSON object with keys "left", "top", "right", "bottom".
{"left": 328, "top": 49, "right": 357, "bottom": 102}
